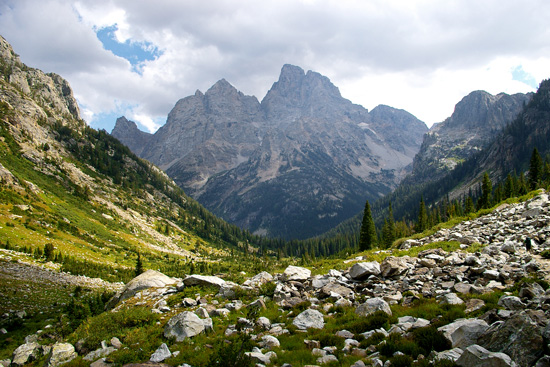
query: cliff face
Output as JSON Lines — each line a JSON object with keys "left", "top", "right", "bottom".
{"left": 113, "top": 64, "right": 428, "bottom": 239}
{"left": 408, "top": 90, "right": 532, "bottom": 184}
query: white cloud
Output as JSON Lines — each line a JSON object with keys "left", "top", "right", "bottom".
{"left": 1, "top": 0, "right": 549, "bottom": 132}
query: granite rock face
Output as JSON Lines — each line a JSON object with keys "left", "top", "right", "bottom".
{"left": 408, "top": 90, "right": 532, "bottom": 185}
{"left": 112, "top": 64, "right": 428, "bottom": 239}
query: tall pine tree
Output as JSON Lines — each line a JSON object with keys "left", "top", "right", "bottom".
{"left": 480, "top": 172, "right": 492, "bottom": 209}
{"left": 359, "top": 200, "right": 377, "bottom": 251}
{"left": 416, "top": 196, "right": 428, "bottom": 233}
{"left": 529, "top": 147, "right": 543, "bottom": 190}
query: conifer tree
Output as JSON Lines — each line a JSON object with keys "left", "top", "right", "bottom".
{"left": 529, "top": 147, "right": 543, "bottom": 190}
{"left": 517, "top": 172, "right": 528, "bottom": 195}
{"left": 480, "top": 172, "right": 492, "bottom": 209}
{"left": 416, "top": 196, "right": 428, "bottom": 233}
{"left": 135, "top": 251, "right": 144, "bottom": 277}
{"left": 381, "top": 202, "right": 396, "bottom": 248}
{"left": 359, "top": 200, "right": 377, "bottom": 251}
{"left": 504, "top": 173, "right": 515, "bottom": 199}
{"left": 464, "top": 195, "right": 475, "bottom": 214}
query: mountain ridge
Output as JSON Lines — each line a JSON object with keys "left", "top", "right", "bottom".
{"left": 113, "top": 65, "right": 428, "bottom": 239}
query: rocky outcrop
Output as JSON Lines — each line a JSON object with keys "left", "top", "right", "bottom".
{"left": 110, "top": 117, "right": 152, "bottom": 156}
{"left": 164, "top": 311, "right": 207, "bottom": 342}
{"left": 106, "top": 270, "right": 178, "bottom": 309}
{"left": 408, "top": 90, "right": 532, "bottom": 185}
{"left": 112, "top": 64, "right": 428, "bottom": 239}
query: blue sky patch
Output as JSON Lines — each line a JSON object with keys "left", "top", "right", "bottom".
{"left": 512, "top": 65, "right": 537, "bottom": 89}
{"left": 96, "top": 25, "right": 161, "bottom": 71}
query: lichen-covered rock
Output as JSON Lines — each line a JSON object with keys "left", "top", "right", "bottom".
{"left": 183, "top": 274, "right": 225, "bottom": 289}
{"left": 282, "top": 265, "right": 311, "bottom": 281}
{"left": 349, "top": 262, "right": 380, "bottom": 279}
{"left": 164, "top": 311, "right": 205, "bottom": 342}
{"left": 106, "top": 270, "right": 178, "bottom": 308}
{"left": 47, "top": 343, "right": 77, "bottom": 367}
{"left": 356, "top": 297, "right": 392, "bottom": 317}
{"left": 11, "top": 342, "right": 41, "bottom": 367}
{"left": 456, "top": 344, "right": 515, "bottom": 367}
{"left": 293, "top": 309, "right": 325, "bottom": 330}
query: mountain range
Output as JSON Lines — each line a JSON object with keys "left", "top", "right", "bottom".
{"left": 113, "top": 65, "right": 428, "bottom": 239}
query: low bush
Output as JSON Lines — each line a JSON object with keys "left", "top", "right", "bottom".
{"left": 69, "top": 306, "right": 160, "bottom": 350}
{"left": 411, "top": 326, "right": 451, "bottom": 354}
{"left": 346, "top": 310, "right": 391, "bottom": 334}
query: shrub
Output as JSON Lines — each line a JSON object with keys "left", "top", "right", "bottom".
{"left": 359, "top": 332, "right": 386, "bottom": 348}
{"left": 207, "top": 333, "right": 255, "bottom": 367}
{"left": 411, "top": 326, "right": 451, "bottom": 354}
{"left": 378, "top": 333, "right": 423, "bottom": 360}
{"left": 347, "top": 310, "right": 391, "bottom": 334}
{"left": 390, "top": 354, "right": 414, "bottom": 367}
{"left": 69, "top": 306, "right": 160, "bottom": 350}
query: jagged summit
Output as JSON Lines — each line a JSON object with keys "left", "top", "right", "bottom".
{"left": 111, "top": 116, "right": 152, "bottom": 156}
{"left": 406, "top": 89, "right": 532, "bottom": 185}
{"left": 261, "top": 64, "right": 346, "bottom": 121}
{"left": 113, "top": 64, "right": 428, "bottom": 239}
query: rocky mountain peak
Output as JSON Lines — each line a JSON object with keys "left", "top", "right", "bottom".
{"left": 261, "top": 64, "right": 345, "bottom": 121}
{"left": 111, "top": 116, "right": 152, "bottom": 156}
{"left": 407, "top": 90, "right": 532, "bottom": 184}
{"left": 0, "top": 35, "right": 81, "bottom": 122}
{"left": 113, "top": 64, "right": 428, "bottom": 239}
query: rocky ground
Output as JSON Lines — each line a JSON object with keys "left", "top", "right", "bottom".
{"left": 5, "top": 191, "right": 550, "bottom": 367}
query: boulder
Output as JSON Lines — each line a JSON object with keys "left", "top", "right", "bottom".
{"left": 356, "top": 297, "right": 392, "bottom": 317}
{"left": 456, "top": 344, "right": 516, "bottom": 367}
{"left": 164, "top": 311, "right": 205, "bottom": 342}
{"left": 293, "top": 309, "right": 325, "bottom": 330}
{"left": 380, "top": 256, "right": 410, "bottom": 278}
{"left": 438, "top": 292, "right": 464, "bottom": 305}
{"left": 497, "top": 296, "right": 526, "bottom": 311}
{"left": 257, "top": 317, "right": 271, "bottom": 330}
{"left": 259, "top": 335, "right": 280, "bottom": 349}
{"left": 106, "top": 270, "right": 177, "bottom": 308}
{"left": 349, "top": 261, "right": 381, "bottom": 279}
{"left": 183, "top": 274, "right": 225, "bottom": 289}
{"left": 150, "top": 343, "right": 171, "bottom": 363}
{"left": 47, "top": 343, "right": 77, "bottom": 367}
{"left": 282, "top": 265, "right": 311, "bottom": 281}
{"left": 11, "top": 342, "right": 41, "bottom": 367}
{"left": 438, "top": 318, "right": 489, "bottom": 349}
{"left": 436, "top": 348, "right": 464, "bottom": 362}
{"left": 319, "top": 282, "right": 354, "bottom": 299}
{"left": 83, "top": 347, "right": 116, "bottom": 361}
{"left": 478, "top": 311, "right": 544, "bottom": 367}
{"left": 243, "top": 271, "right": 273, "bottom": 287}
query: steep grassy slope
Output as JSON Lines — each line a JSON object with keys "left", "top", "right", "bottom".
{"left": 0, "top": 35, "right": 273, "bottom": 286}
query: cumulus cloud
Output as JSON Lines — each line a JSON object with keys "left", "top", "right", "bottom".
{"left": 1, "top": 0, "right": 549, "bottom": 131}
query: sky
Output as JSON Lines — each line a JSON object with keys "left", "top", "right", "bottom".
{"left": 1, "top": 0, "right": 549, "bottom": 133}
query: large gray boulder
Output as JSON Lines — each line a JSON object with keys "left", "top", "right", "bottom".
{"left": 243, "top": 271, "right": 273, "bottom": 287}
{"left": 356, "top": 297, "right": 392, "bottom": 317}
{"left": 164, "top": 311, "right": 206, "bottom": 342}
{"left": 282, "top": 265, "right": 311, "bottom": 281}
{"left": 11, "top": 342, "right": 41, "bottom": 367}
{"left": 106, "top": 270, "right": 178, "bottom": 308}
{"left": 477, "top": 312, "right": 544, "bottom": 367}
{"left": 497, "top": 296, "right": 525, "bottom": 311}
{"left": 47, "top": 343, "right": 77, "bottom": 367}
{"left": 380, "top": 256, "right": 410, "bottom": 278}
{"left": 349, "top": 261, "right": 380, "bottom": 279}
{"left": 183, "top": 274, "right": 226, "bottom": 289}
{"left": 319, "top": 282, "right": 354, "bottom": 299}
{"left": 150, "top": 343, "right": 171, "bottom": 363}
{"left": 438, "top": 318, "right": 489, "bottom": 349}
{"left": 292, "top": 309, "right": 325, "bottom": 330}
{"left": 456, "top": 344, "right": 516, "bottom": 367}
